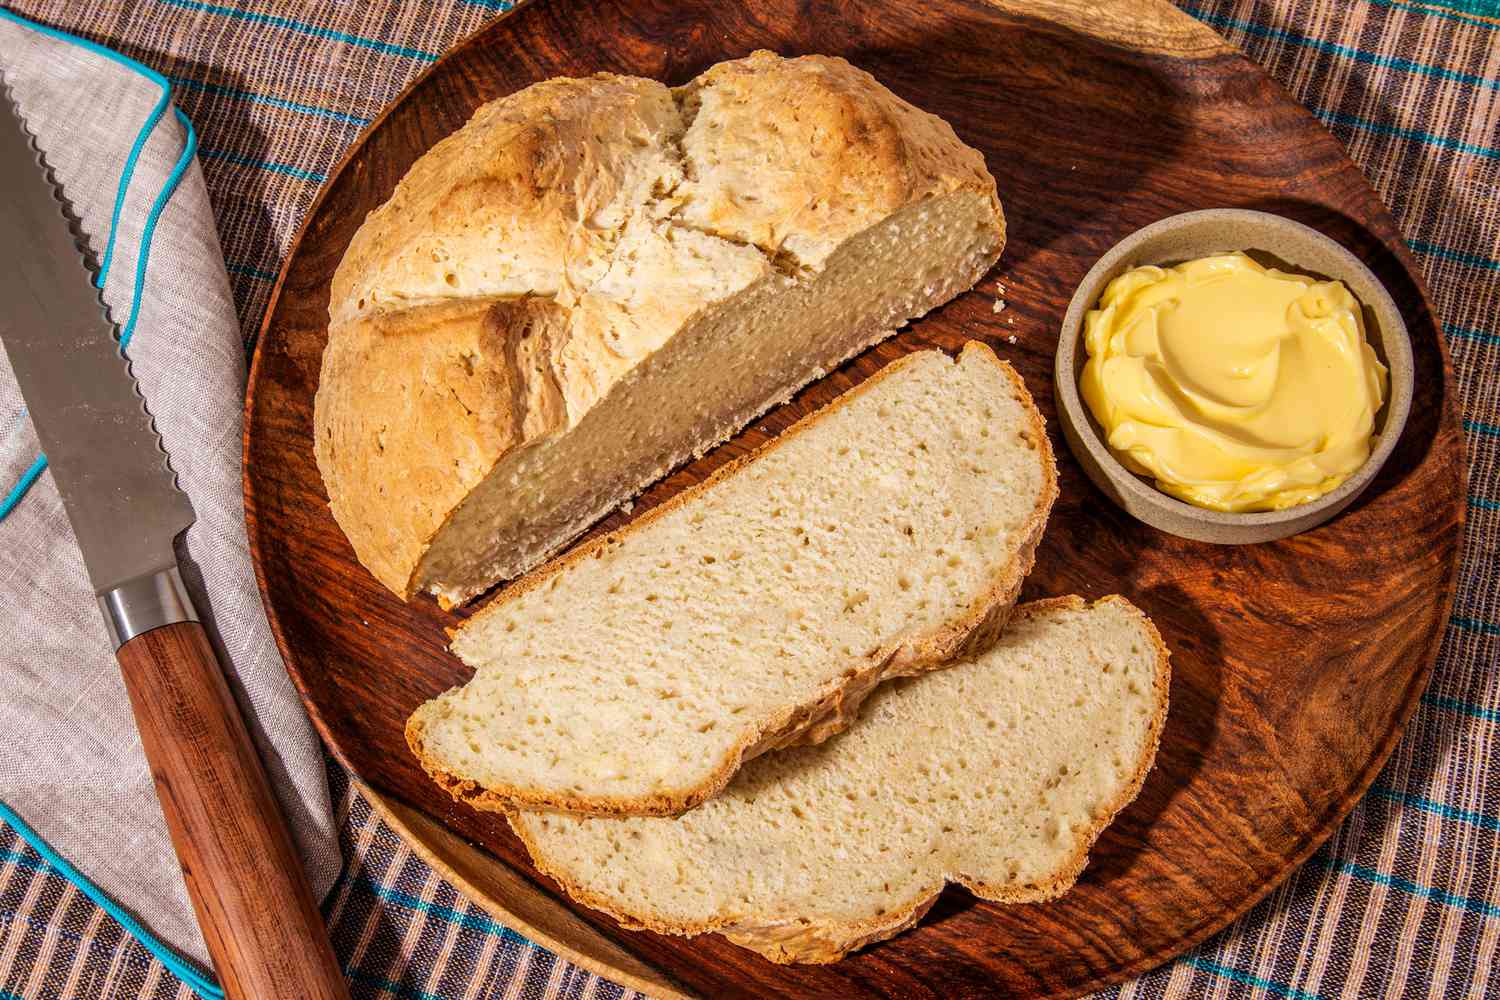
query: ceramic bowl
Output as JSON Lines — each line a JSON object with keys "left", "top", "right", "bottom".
{"left": 1053, "top": 208, "right": 1414, "bottom": 544}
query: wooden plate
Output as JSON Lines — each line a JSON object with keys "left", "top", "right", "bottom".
{"left": 244, "top": 0, "right": 1464, "bottom": 996}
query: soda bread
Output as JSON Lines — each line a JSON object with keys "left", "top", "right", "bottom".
{"left": 315, "top": 51, "right": 1006, "bottom": 606}
{"left": 406, "top": 344, "right": 1057, "bottom": 816}
{"left": 509, "top": 596, "right": 1170, "bottom": 964}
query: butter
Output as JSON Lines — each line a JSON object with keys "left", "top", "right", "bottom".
{"left": 1079, "top": 252, "right": 1387, "bottom": 512}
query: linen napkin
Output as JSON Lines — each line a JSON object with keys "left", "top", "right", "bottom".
{"left": 0, "top": 11, "right": 340, "bottom": 970}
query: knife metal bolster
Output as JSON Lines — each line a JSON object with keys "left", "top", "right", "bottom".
{"left": 99, "top": 566, "right": 199, "bottom": 650}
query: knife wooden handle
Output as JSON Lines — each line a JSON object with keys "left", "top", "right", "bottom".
{"left": 117, "top": 621, "right": 350, "bottom": 1000}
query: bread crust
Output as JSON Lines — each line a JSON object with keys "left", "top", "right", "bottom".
{"left": 315, "top": 297, "right": 571, "bottom": 595}
{"left": 505, "top": 595, "right": 1173, "bottom": 964}
{"left": 316, "top": 73, "right": 681, "bottom": 598}
{"left": 672, "top": 50, "right": 1001, "bottom": 270}
{"left": 315, "top": 52, "right": 1005, "bottom": 602}
{"left": 406, "top": 342, "right": 1058, "bottom": 817}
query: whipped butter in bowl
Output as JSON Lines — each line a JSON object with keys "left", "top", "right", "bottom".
{"left": 1054, "top": 209, "right": 1413, "bottom": 544}
{"left": 1079, "top": 252, "right": 1388, "bottom": 513}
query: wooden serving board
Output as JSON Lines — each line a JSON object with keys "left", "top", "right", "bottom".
{"left": 243, "top": 1, "right": 1465, "bottom": 996}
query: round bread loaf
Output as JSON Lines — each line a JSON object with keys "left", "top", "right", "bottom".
{"left": 315, "top": 51, "right": 1005, "bottom": 605}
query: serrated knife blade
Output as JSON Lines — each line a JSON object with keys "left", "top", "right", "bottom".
{"left": 0, "top": 86, "right": 348, "bottom": 998}
{"left": 0, "top": 88, "right": 194, "bottom": 606}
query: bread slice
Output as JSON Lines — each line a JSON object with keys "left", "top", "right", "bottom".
{"left": 406, "top": 343, "right": 1057, "bottom": 817}
{"left": 315, "top": 51, "right": 1006, "bottom": 606}
{"left": 508, "top": 596, "right": 1170, "bottom": 964}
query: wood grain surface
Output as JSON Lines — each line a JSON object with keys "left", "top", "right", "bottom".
{"left": 117, "top": 622, "right": 349, "bottom": 1000}
{"left": 243, "top": 0, "right": 1465, "bottom": 996}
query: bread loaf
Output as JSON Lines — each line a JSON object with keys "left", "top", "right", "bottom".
{"left": 509, "top": 596, "right": 1170, "bottom": 964}
{"left": 406, "top": 343, "right": 1056, "bottom": 816}
{"left": 315, "top": 51, "right": 1005, "bottom": 605}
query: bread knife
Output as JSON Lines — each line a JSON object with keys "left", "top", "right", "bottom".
{"left": 0, "top": 87, "right": 349, "bottom": 1000}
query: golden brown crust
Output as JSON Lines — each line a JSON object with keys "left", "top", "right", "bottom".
{"left": 672, "top": 51, "right": 1004, "bottom": 269}
{"left": 315, "top": 298, "right": 569, "bottom": 595}
{"left": 720, "top": 898, "right": 941, "bottom": 965}
{"left": 502, "top": 595, "right": 1172, "bottom": 964}
{"left": 327, "top": 74, "right": 681, "bottom": 328}
{"left": 316, "top": 52, "right": 1006, "bottom": 603}
{"left": 405, "top": 342, "right": 1057, "bottom": 817}
{"left": 315, "top": 73, "right": 680, "bottom": 598}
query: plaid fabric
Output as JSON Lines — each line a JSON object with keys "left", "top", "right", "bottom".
{"left": 0, "top": 764, "right": 644, "bottom": 1000}
{"left": 1, "top": 0, "right": 1497, "bottom": 997}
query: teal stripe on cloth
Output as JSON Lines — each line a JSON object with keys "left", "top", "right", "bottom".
{"left": 1319, "top": 857, "right": 1500, "bottom": 918}
{"left": 346, "top": 971, "right": 448, "bottom": 1000}
{"left": 1463, "top": 418, "right": 1500, "bottom": 437}
{"left": 1369, "top": 0, "right": 1500, "bottom": 27}
{"left": 1184, "top": 956, "right": 1325, "bottom": 1000}
{"left": 1185, "top": 3, "right": 1500, "bottom": 90}
{"left": 1313, "top": 108, "right": 1500, "bottom": 159}
{"left": 1423, "top": 693, "right": 1500, "bottom": 722}
{"left": 96, "top": 91, "right": 170, "bottom": 289}
{"left": 1410, "top": 239, "right": 1500, "bottom": 271}
{"left": 2, "top": 848, "right": 43, "bottom": 868}
{"left": 169, "top": 75, "right": 370, "bottom": 126}
{"left": 1399, "top": 0, "right": 1500, "bottom": 17}
{"left": 198, "top": 146, "right": 325, "bottom": 182}
{"left": 0, "top": 804, "right": 223, "bottom": 998}
{"left": 152, "top": 0, "right": 440, "bottom": 61}
{"left": 355, "top": 879, "right": 528, "bottom": 943}
{"left": 120, "top": 108, "right": 198, "bottom": 350}
{"left": 1451, "top": 615, "right": 1500, "bottom": 636}
{"left": 314, "top": 868, "right": 523, "bottom": 944}
{"left": 0, "top": 455, "right": 47, "bottom": 520}
{"left": 1447, "top": 323, "right": 1500, "bottom": 345}
{"left": 1368, "top": 786, "right": 1500, "bottom": 831}
{"left": 1470, "top": 496, "right": 1500, "bottom": 511}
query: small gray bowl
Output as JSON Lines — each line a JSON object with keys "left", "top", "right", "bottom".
{"left": 1054, "top": 208, "right": 1413, "bottom": 544}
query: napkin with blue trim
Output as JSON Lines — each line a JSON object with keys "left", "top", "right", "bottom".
{"left": 0, "top": 9, "right": 340, "bottom": 978}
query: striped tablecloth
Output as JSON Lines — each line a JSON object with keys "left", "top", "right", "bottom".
{"left": 2, "top": 1, "right": 1496, "bottom": 997}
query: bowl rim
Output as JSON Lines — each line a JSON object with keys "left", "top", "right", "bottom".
{"left": 1054, "top": 207, "right": 1415, "bottom": 529}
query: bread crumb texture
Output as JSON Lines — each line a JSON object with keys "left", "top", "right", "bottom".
{"left": 314, "top": 52, "right": 1005, "bottom": 603}
{"left": 510, "top": 596, "right": 1170, "bottom": 963}
{"left": 407, "top": 344, "right": 1057, "bottom": 816}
